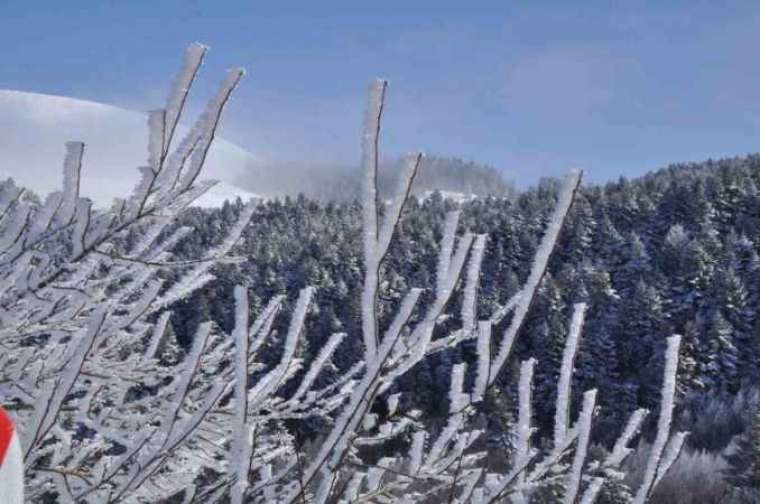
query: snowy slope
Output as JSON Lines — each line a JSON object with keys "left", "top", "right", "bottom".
{"left": 0, "top": 90, "right": 259, "bottom": 207}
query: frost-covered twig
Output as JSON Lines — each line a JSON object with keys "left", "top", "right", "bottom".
{"left": 632, "top": 335, "right": 683, "bottom": 504}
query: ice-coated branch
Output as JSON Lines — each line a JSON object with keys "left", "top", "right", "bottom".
{"left": 462, "top": 234, "right": 487, "bottom": 336}
{"left": 554, "top": 302, "right": 587, "bottom": 448}
{"left": 382, "top": 213, "right": 474, "bottom": 384}
{"left": 156, "top": 321, "right": 214, "bottom": 451}
{"left": 654, "top": 431, "right": 688, "bottom": 487}
{"left": 360, "top": 78, "right": 388, "bottom": 358}
{"left": 151, "top": 200, "right": 256, "bottom": 312}
{"left": 164, "top": 43, "right": 207, "bottom": 158}
{"left": 578, "top": 478, "right": 604, "bottom": 504}
{"left": 60, "top": 141, "right": 84, "bottom": 225}
{"left": 292, "top": 331, "right": 346, "bottom": 401}
{"left": 605, "top": 408, "right": 648, "bottom": 468}
{"left": 563, "top": 389, "right": 597, "bottom": 504}
{"left": 512, "top": 358, "right": 537, "bottom": 501}
{"left": 231, "top": 286, "right": 252, "bottom": 504}
{"left": 632, "top": 335, "right": 682, "bottom": 504}
{"left": 376, "top": 153, "right": 421, "bottom": 256}
{"left": 176, "top": 68, "right": 245, "bottom": 194}
{"left": 248, "top": 287, "right": 313, "bottom": 408}
{"left": 489, "top": 170, "right": 583, "bottom": 385}
{"left": 248, "top": 295, "right": 285, "bottom": 359}
{"left": 24, "top": 306, "right": 107, "bottom": 458}
{"left": 472, "top": 321, "right": 492, "bottom": 402}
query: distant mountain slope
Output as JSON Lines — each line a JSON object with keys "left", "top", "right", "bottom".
{"left": 0, "top": 90, "right": 259, "bottom": 207}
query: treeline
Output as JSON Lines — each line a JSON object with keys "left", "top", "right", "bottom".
{"left": 171, "top": 153, "right": 760, "bottom": 469}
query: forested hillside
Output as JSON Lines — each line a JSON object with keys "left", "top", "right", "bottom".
{"left": 174, "top": 153, "right": 760, "bottom": 449}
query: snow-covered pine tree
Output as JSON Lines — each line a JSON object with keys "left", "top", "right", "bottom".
{"left": 702, "top": 309, "right": 740, "bottom": 391}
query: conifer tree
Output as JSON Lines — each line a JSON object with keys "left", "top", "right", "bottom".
{"left": 702, "top": 309, "right": 740, "bottom": 391}
{"left": 617, "top": 280, "right": 666, "bottom": 394}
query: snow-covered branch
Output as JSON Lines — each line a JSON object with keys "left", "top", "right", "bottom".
{"left": 0, "top": 43, "right": 255, "bottom": 503}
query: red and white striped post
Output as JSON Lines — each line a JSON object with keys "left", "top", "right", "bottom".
{"left": 0, "top": 406, "right": 23, "bottom": 504}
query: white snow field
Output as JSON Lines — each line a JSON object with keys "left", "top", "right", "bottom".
{"left": 0, "top": 90, "right": 259, "bottom": 207}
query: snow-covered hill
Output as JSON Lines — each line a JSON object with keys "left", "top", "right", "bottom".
{"left": 0, "top": 90, "right": 259, "bottom": 207}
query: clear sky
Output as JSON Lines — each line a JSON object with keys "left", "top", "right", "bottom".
{"left": 2, "top": 1, "right": 760, "bottom": 186}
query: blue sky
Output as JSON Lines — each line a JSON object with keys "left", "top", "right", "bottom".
{"left": 2, "top": 1, "right": 760, "bottom": 186}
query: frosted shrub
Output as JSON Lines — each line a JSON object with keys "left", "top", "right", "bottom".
{"left": 0, "top": 46, "right": 688, "bottom": 503}
{"left": 623, "top": 445, "right": 727, "bottom": 504}
{"left": 0, "top": 44, "right": 258, "bottom": 503}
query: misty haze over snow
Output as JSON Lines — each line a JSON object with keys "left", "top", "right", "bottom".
{"left": 0, "top": 89, "right": 514, "bottom": 204}
{"left": 235, "top": 155, "right": 515, "bottom": 201}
